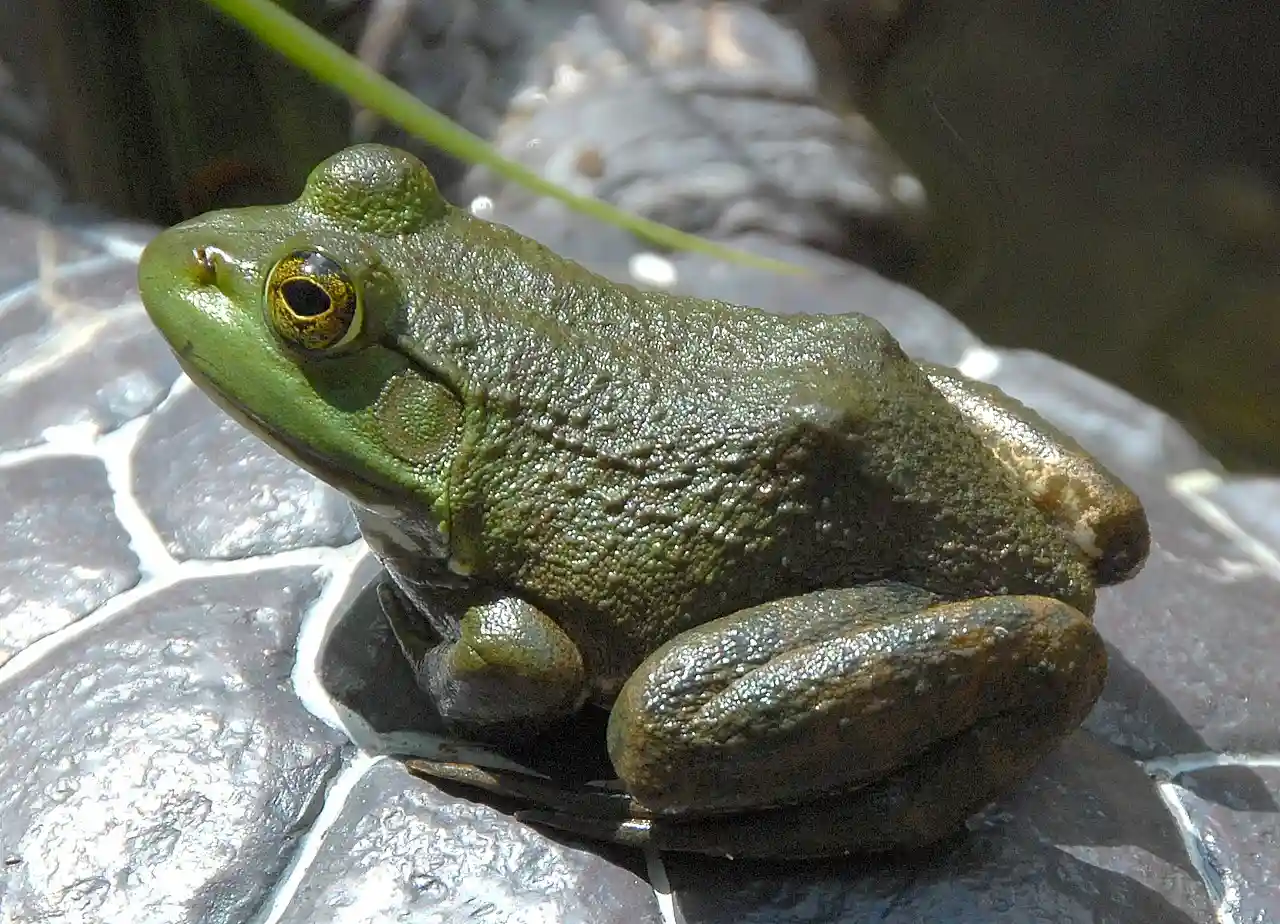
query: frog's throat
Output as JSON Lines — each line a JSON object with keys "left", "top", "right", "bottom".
{"left": 171, "top": 350, "right": 408, "bottom": 513}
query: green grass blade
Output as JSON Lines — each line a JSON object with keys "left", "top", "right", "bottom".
{"left": 201, "top": 0, "right": 808, "bottom": 275}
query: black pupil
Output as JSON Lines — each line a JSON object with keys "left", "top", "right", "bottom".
{"left": 281, "top": 279, "right": 331, "bottom": 317}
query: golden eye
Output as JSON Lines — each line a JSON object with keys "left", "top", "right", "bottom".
{"left": 265, "top": 249, "right": 362, "bottom": 352}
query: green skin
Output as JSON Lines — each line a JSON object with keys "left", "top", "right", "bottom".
{"left": 139, "top": 144, "right": 1150, "bottom": 858}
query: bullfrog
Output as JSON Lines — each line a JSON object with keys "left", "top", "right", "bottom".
{"left": 137, "top": 144, "right": 1149, "bottom": 858}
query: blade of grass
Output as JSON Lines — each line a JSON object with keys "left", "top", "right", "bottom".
{"left": 201, "top": 0, "right": 808, "bottom": 276}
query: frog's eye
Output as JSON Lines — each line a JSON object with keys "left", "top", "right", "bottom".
{"left": 265, "top": 249, "right": 363, "bottom": 353}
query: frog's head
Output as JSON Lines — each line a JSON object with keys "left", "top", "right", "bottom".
{"left": 139, "top": 144, "right": 463, "bottom": 534}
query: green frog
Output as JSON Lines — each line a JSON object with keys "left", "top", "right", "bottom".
{"left": 138, "top": 144, "right": 1149, "bottom": 858}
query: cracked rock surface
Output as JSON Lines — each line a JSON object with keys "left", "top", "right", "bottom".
{"left": 2, "top": 3, "right": 1278, "bottom": 923}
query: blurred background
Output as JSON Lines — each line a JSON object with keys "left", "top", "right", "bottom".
{"left": 3, "top": 0, "right": 1275, "bottom": 470}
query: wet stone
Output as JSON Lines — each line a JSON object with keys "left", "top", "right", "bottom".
{"left": 0, "top": 211, "right": 98, "bottom": 295}
{"left": 0, "top": 260, "right": 180, "bottom": 451}
{"left": 0, "top": 567, "right": 349, "bottom": 924}
{"left": 1159, "top": 763, "right": 1280, "bottom": 923}
{"left": 273, "top": 759, "right": 661, "bottom": 924}
{"left": 0, "top": 454, "right": 138, "bottom": 665}
{"left": 466, "top": 2, "right": 925, "bottom": 277}
{"left": 1190, "top": 473, "right": 1280, "bottom": 558}
{"left": 132, "top": 385, "right": 359, "bottom": 561}
{"left": 667, "top": 733, "right": 1213, "bottom": 924}
{"left": 1087, "top": 479, "right": 1280, "bottom": 758}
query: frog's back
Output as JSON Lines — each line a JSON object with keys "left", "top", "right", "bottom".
{"left": 406, "top": 206, "right": 898, "bottom": 402}
{"left": 400, "top": 210, "right": 1094, "bottom": 684}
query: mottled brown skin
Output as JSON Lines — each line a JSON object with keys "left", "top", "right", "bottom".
{"left": 138, "top": 145, "right": 1150, "bottom": 857}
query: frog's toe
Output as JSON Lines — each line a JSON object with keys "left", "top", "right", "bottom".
{"left": 405, "top": 758, "right": 641, "bottom": 818}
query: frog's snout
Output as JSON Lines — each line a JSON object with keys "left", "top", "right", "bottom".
{"left": 140, "top": 227, "right": 210, "bottom": 304}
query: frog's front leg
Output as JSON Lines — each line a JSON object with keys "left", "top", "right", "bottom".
{"left": 378, "top": 576, "right": 589, "bottom": 742}
{"left": 599, "top": 582, "right": 1104, "bottom": 855}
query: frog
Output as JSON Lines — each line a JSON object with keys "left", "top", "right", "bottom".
{"left": 137, "top": 144, "right": 1150, "bottom": 859}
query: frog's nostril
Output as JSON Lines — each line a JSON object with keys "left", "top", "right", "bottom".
{"left": 190, "top": 246, "right": 218, "bottom": 285}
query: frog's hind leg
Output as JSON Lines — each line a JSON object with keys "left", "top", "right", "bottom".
{"left": 922, "top": 362, "right": 1149, "bottom": 585}
{"left": 517, "top": 707, "right": 1063, "bottom": 858}
{"left": 594, "top": 582, "right": 1105, "bottom": 857}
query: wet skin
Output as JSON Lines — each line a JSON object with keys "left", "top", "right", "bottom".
{"left": 138, "top": 144, "right": 1149, "bottom": 858}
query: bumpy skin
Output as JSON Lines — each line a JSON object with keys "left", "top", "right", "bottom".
{"left": 138, "top": 145, "right": 1149, "bottom": 857}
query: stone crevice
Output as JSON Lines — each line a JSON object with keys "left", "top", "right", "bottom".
{"left": 252, "top": 754, "right": 381, "bottom": 924}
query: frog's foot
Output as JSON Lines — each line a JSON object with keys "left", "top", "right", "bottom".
{"left": 406, "top": 759, "right": 642, "bottom": 819}
{"left": 406, "top": 758, "right": 680, "bottom": 851}
{"left": 408, "top": 702, "right": 1056, "bottom": 859}
{"left": 516, "top": 708, "right": 1062, "bottom": 858}
{"left": 588, "top": 583, "right": 1108, "bottom": 858}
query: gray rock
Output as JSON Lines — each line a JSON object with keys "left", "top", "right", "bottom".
{"left": 0, "top": 455, "right": 138, "bottom": 665}
{"left": 133, "top": 385, "right": 359, "bottom": 561}
{"left": 1158, "top": 763, "right": 1280, "bottom": 923}
{"left": 462, "top": 0, "right": 926, "bottom": 274}
{"left": 0, "top": 252, "right": 180, "bottom": 451}
{"left": 273, "top": 760, "right": 661, "bottom": 924}
{"left": 0, "top": 567, "right": 348, "bottom": 924}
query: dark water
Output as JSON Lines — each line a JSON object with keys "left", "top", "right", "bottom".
{"left": 867, "top": 0, "right": 1279, "bottom": 471}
